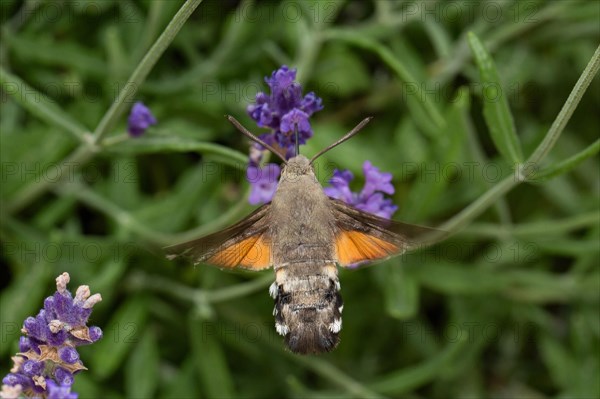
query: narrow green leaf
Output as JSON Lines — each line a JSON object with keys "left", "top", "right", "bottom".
{"left": 90, "top": 297, "right": 148, "bottom": 379}
{"left": 0, "top": 67, "right": 88, "bottom": 142}
{"left": 125, "top": 329, "right": 160, "bottom": 398}
{"left": 527, "top": 44, "right": 600, "bottom": 166}
{"left": 467, "top": 32, "right": 523, "bottom": 164}
{"left": 529, "top": 139, "right": 600, "bottom": 182}
{"left": 190, "top": 318, "right": 235, "bottom": 398}
{"left": 423, "top": 19, "right": 452, "bottom": 59}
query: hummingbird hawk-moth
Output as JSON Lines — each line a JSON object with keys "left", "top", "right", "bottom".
{"left": 165, "top": 116, "right": 437, "bottom": 354}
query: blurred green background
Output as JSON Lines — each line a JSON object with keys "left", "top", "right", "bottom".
{"left": 1, "top": 0, "right": 599, "bottom": 398}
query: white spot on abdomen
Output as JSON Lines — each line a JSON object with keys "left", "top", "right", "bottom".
{"left": 329, "top": 318, "right": 342, "bottom": 333}
{"left": 276, "top": 322, "right": 289, "bottom": 336}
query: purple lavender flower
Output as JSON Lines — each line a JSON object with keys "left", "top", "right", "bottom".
{"left": 247, "top": 163, "right": 281, "bottom": 205}
{"left": 246, "top": 65, "right": 323, "bottom": 164}
{"left": 58, "top": 347, "right": 79, "bottom": 364}
{"left": 53, "top": 368, "right": 73, "bottom": 387}
{"left": 21, "top": 360, "right": 44, "bottom": 377}
{"left": 324, "top": 160, "right": 398, "bottom": 219}
{"left": 128, "top": 101, "right": 157, "bottom": 137}
{"left": 245, "top": 65, "right": 323, "bottom": 204}
{"left": 361, "top": 161, "right": 394, "bottom": 197}
{"left": 1, "top": 273, "right": 102, "bottom": 398}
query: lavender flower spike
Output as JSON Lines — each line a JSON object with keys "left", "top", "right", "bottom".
{"left": 128, "top": 101, "right": 157, "bottom": 137}
{"left": 245, "top": 65, "right": 323, "bottom": 204}
{"left": 324, "top": 160, "right": 398, "bottom": 219}
{"left": 1, "top": 272, "right": 103, "bottom": 399}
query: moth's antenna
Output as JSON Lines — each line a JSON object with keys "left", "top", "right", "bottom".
{"left": 309, "top": 117, "right": 373, "bottom": 164}
{"left": 226, "top": 115, "right": 287, "bottom": 164}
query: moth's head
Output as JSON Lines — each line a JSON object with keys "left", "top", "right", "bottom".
{"left": 282, "top": 155, "right": 312, "bottom": 178}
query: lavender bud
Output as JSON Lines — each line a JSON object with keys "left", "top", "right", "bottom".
{"left": 55, "top": 273, "right": 70, "bottom": 295}
{"left": 22, "top": 360, "right": 44, "bottom": 377}
{"left": 74, "top": 285, "right": 90, "bottom": 305}
{"left": 2, "top": 373, "right": 30, "bottom": 388}
{"left": 128, "top": 102, "right": 157, "bottom": 137}
{"left": 49, "top": 320, "right": 64, "bottom": 334}
{"left": 89, "top": 326, "right": 103, "bottom": 342}
{"left": 58, "top": 347, "right": 80, "bottom": 364}
{"left": 82, "top": 293, "right": 102, "bottom": 309}
{"left": 54, "top": 368, "right": 74, "bottom": 387}
{"left": 19, "top": 336, "right": 31, "bottom": 352}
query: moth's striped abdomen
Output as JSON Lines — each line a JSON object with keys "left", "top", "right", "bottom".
{"left": 270, "top": 264, "right": 343, "bottom": 354}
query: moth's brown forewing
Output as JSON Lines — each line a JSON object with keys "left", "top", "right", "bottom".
{"left": 165, "top": 204, "right": 272, "bottom": 270}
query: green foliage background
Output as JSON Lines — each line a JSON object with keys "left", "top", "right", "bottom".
{"left": 1, "top": 0, "right": 599, "bottom": 398}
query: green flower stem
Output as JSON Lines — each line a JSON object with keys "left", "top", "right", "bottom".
{"left": 526, "top": 44, "right": 600, "bottom": 169}
{"left": 132, "top": 0, "right": 167, "bottom": 63}
{"left": 532, "top": 139, "right": 600, "bottom": 182}
{"left": 435, "top": 175, "right": 518, "bottom": 242}
{"left": 101, "top": 133, "right": 130, "bottom": 147}
{"left": 92, "top": 0, "right": 203, "bottom": 143}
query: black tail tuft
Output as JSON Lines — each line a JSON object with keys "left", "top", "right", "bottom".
{"left": 285, "top": 318, "right": 340, "bottom": 354}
